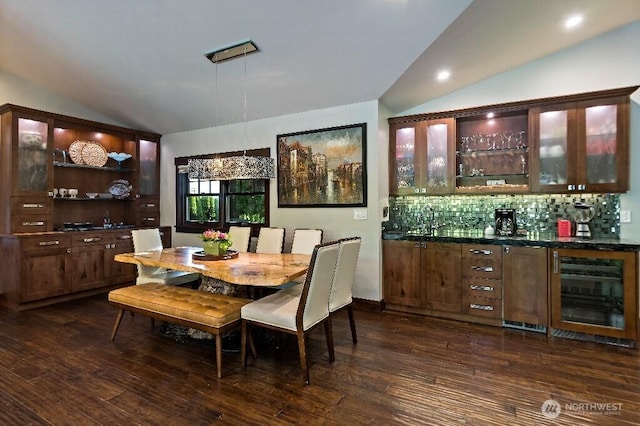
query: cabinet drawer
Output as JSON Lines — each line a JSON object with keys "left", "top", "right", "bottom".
{"left": 138, "top": 215, "right": 160, "bottom": 227}
{"left": 462, "top": 257, "right": 502, "bottom": 279}
{"left": 11, "top": 197, "right": 52, "bottom": 215}
{"left": 463, "top": 277, "right": 502, "bottom": 299}
{"left": 138, "top": 200, "right": 160, "bottom": 212}
{"left": 21, "top": 235, "right": 71, "bottom": 251}
{"left": 463, "top": 296, "right": 502, "bottom": 319}
{"left": 12, "top": 216, "right": 53, "bottom": 233}
{"left": 71, "top": 233, "right": 108, "bottom": 247}
{"left": 462, "top": 244, "right": 502, "bottom": 261}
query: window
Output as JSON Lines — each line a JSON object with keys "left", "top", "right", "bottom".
{"left": 175, "top": 148, "right": 271, "bottom": 234}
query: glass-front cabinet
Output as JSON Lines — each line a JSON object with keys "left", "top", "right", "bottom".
{"left": 456, "top": 110, "right": 529, "bottom": 193}
{"left": 550, "top": 249, "right": 637, "bottom": 341}
{"left": 530, "top": 94, "right": 629, "bottom": 193}
{"left": 389, "top": 118, "right": 454, "bottom": 195}
{"left": 15, "top": 116, "right": 52, "bottom": 196}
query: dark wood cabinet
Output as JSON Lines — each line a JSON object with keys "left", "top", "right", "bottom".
{"left": 389, "top": 118, "right": 455, "bottom": 195}
{"left": 388, "top": 86, "right": 636, "bottom": 195}
{"left": 20, "top": 235, "right": 72, "bottom": 302}
{"left": 0, "top": 104, "right": 161, "bottom": 233}
{"left": 423, "top": 242, "right": 461, "bottom": 312}
{"left": 383, "top": 240, "right": 422, "bottom": 307}
{"left": 503, "top": 245, "right": 548, "bottom": 326}
{"left": 461, "top": 244, "right": 502, "bottom": 320}
{"left": 530, "top": 91, "right": 631, "bottom": 193}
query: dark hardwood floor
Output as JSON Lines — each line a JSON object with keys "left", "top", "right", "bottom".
{"left": 0, "top": 295, "right": 638, "bottom": 425}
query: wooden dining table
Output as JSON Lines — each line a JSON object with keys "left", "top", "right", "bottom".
{"left": 114, "top": 246, "right": 311, "bottom": 286}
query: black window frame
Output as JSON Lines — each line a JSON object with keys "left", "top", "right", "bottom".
{"left": 175, "top": 148, "right": 271, "bottom": 235}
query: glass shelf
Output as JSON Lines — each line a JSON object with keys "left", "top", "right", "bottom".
{"left": 53, "top": 161, "right": 134, "bottom": 172}
{"left": 457, "top": 147, "right": 528, "bottom": 156}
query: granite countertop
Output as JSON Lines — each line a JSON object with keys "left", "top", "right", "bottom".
{"left": 382, "top": 229, "right": 640, "bottom": 251}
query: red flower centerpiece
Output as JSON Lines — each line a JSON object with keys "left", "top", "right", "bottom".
{"left": 200, "top": 229, "right": 232, "bottom": 256}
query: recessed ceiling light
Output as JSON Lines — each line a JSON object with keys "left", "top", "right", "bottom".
{"left": 437, "top": 70, "right": 451, "bottom": 81}
{"left": 564, "top": 14, "right": 583, "bottom": 29}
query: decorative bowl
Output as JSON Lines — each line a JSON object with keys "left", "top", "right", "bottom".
{"left": 108, "top": 152, "right": 132, "bottom": 162}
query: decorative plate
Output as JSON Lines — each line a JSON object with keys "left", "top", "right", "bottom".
{"left": 108, "top": 179, "right": 132, "bottom": 199}
{"left": 81, "top": 141, "right": 108, "bottom": 167}
{"left": 69, "top": 141, "right": 87, "bottom": 164}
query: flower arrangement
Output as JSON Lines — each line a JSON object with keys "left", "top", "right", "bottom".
{"left": 200, "top": 229, "right": 232, "bottom": 255}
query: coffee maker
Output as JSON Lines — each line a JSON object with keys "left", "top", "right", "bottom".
{"left": 574, "top": 202, "right": 595, "bottom": 238}
{"left": 495, "top": 208, "right": 516, "bottom": 236}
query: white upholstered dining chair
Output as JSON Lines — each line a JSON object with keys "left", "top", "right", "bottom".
{"left": 289, "top": 228, "right": 323, "bottom": 284}
{"left": 329, "top": 237, "right": 361, "bottom": 344}
{"left": 240, "top": 240, "right": 341, "bottom": 385}
{"left": 255, "top": 227, "right": 285, "bottom": 254}
{"left": 228, "top": 226, "right": 251, "bottom": 253}
{"left": 131, "top": 228, "right": 200, "bottom": 286}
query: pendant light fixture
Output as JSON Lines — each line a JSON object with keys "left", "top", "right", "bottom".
{"left": 187, "top": 40, "right": 275, "bottom": 180}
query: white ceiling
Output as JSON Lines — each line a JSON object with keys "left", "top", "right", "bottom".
{"left": 1, "top": 0, "right": 639, "bottom": 135}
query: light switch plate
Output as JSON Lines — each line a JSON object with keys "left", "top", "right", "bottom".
{"left": 620, "top": 209, "right": 631, "bottom": 223}
{"left": 353, "top": 208, "right": 368, "bottom": 220}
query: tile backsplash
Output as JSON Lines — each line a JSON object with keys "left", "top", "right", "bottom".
{"left": 385, "top": 193, "right": 620, "bottom": 238}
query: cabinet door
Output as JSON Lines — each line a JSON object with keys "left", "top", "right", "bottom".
{"left": 70, "top": 235, "right": 107, "bottom": 292}
{"left": 106, "top": 233, "right": 136, "bottom": 285}
{"left": 423, "top": 118, "right": 455, "bottom": 194}
{"left": 530, "top": 103, "right": 577, "bottom": 193}
{"left": 423, "top": 242, "right": 461, "bottom": 312}
{"left": 21, "top": 247, "right": 72, "bottom": 302}
{"left": 549, "top": 249, "right": 636, "bottom": 339}
{"left": 383, "top": 240, "right": 422, "bottom": 307}
{"left": 137, "top": 138, "right": 160, "bottom": 199}
{"left": 389, "top": 123, "right": 419, "bottom": 195}
{"left": 576, "top": 96, "right": 629, "bottom": 193}
{"left": 503, "top": 246, "right": 548, "bottom": 326}
{"left": 14, "top": 115, "right": 53, "bottom": 197}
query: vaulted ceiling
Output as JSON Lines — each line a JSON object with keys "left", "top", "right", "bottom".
{"left": 1, "top": 0, "right": 638, "bottom": 135}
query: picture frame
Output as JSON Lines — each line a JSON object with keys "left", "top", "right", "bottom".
{"left": 277, "top": 123, "right": 367, "bottom": 207}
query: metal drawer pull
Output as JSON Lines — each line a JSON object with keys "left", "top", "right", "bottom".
{"left": 470, "top": 303, "right": 494, "bottom": 311}
{"left": 38, "top": 240, "right": 59, "bottom": 246}
{"left": 145, "top": 203, "right": 156, "bottom": 208}
{"left": 22, "top": 203, "right": 44, "bottom": 209}
{"left": 471, "top": 266, "right": 493, "bottom": 272}
{"left": 119, "top": 235, "right": 132, "bottom": 240}
{"left": 144, "top": 217, "right": 156, "bottom": 221}
{"left": 83, "top": 237, "right": 101, "bottom": 243}
{"left": 23, "top": 221, "right": 45, "bottom": 226}
{"left": 469, "top": 284, "right": 494, "bottom": 292}
{"left": 469, "top": 249, "right": 492, "bottom": 255}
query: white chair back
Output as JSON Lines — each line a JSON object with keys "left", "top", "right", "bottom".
{"left": 228, "top": 226, "right": 251, "bottom": 253}
{"left": 131, "top": 228, "right": 166, "bottom": 277}
{"left": 291, "top": 229, "right": 323, "bottom": 254}
{"left": 256, "top": 227, "right": 285, "bottom": 254}
{"left": 329, "top": 237, "right": 361, "bottom": 312}
{"left": 299, "top": 241, "right": 340, "bottom": 330}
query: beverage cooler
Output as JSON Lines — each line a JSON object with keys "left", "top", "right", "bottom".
{"left": 550, "top": 249, "right": 637, "bottom": 342}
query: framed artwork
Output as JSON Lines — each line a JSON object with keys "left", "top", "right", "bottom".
{"left": 277, "top": 123, "right": 367, "bottom": 207}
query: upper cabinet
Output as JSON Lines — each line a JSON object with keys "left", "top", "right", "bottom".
{"left": 389, "top": 118, "right": 455, "bottom": 195}
{"left": 456, "top": 110, "right": 529, "bottom": 194}
{"left": 530, "top": 93, "right": 630, "bottom": 193}
{"left": 0, "top": 104, "right": 162, "bottom": 233}
{"left": 389, "top": 86, "right": 636, "bottom": 196}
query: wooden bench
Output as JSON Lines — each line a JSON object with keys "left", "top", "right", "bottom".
{"left": 108, "top": 282, "right": 255, "bottom": 378}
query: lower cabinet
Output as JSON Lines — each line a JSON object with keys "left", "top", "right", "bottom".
{"left": 20, "top": 235, "right": 73, "bottom": 302}
{"left": 503, "top": 245, "right": 548, "bottom": 326}
{"left": 461, "top": 244, "right": 503, "bottom": 319}
{"left": 383, "top": 240, "right": 422, "bottom": 307}
{"left": 423, "top": 242, "right": 461, "bottom": 312}
{"left": 0, "top": 227, "right": 170, "bottom": 310}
